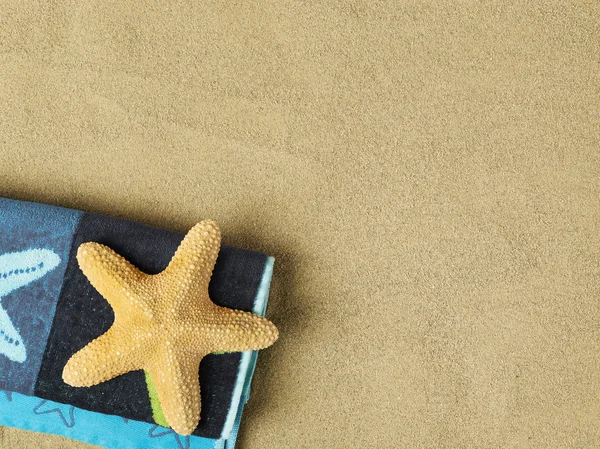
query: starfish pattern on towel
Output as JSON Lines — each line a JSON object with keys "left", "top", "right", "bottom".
{"left": 33, "top": 399, "right": 76, "bottom": 428}
{"left": 148, "top": 424, "right": 191, "bottom": 449}
{"left": 0, "top": 249, "right": 61, "bottom": 363}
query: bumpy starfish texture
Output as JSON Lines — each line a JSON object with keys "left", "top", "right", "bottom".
{"left": 62, "top": 220, "right": 278, "bottom": 435}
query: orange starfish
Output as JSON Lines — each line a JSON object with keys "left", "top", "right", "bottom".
{"left": 62, "top": 220, "right": 278, "bottom": 435}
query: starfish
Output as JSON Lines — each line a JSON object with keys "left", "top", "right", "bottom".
{"left": 62, "top": 220, "right": 278, "bottom": 435}
{"left": 33, "top": 399, "right": 76, "bottom": 428}
{"left": 0, "top": 248, "right": 61, "bottom": 363}
{"left": 149, "top": 424, "right": 191, "bottom": 449}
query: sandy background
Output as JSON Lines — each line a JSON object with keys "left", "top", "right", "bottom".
{"left": 0, "top": 1, "right": 599, "bottom": 448}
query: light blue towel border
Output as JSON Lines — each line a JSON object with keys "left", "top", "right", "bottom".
{"left": 222, "top": 256, "right": 274, "bottom": 446}
{"left": 0, "top": 256, "right": 276, "bottom": 449}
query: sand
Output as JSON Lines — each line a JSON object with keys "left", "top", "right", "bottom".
{"left": 0, "top": 1, "right": 598, "bottom": 447}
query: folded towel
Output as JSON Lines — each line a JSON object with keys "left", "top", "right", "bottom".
{"left": 0, "top": 198, "right": 274, "bottom": 448}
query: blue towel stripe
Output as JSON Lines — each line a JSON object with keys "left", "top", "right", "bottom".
{"left": 0, "top": 255, "right": 275, "bottom": 449}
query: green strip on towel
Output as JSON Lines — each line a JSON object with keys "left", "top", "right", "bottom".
{"left": 144, "top": 370, "right": 169, "bottom": 427}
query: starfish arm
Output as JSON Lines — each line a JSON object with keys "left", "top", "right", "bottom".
{"left": 162, "top": 220, "right": 221, "bottom": 293}
{"left": 77, "top": 242, "right": 151, "bottom": 315}
{"left": 211, "top": 309, "right": 279, "bottom": 353}
{"left": 62, "top": 328, "right": 144, "bottom": 387}
{"left": 147, "top": 350, "right": 203, "bottom": 436}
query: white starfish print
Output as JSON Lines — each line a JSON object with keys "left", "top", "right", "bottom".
{"left": 0, "top": 249, "right": 60, "bottom": 362}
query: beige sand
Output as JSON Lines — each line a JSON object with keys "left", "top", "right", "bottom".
{"left": 0, "top": 1, "right": 598, "bottom": 447}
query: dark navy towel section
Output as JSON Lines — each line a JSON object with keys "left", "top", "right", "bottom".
{"left": 0, "top": 198, "right": 82, "bottom": 395}
{"left": 34, "top": 211, "right": 268, "bottom": 438}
